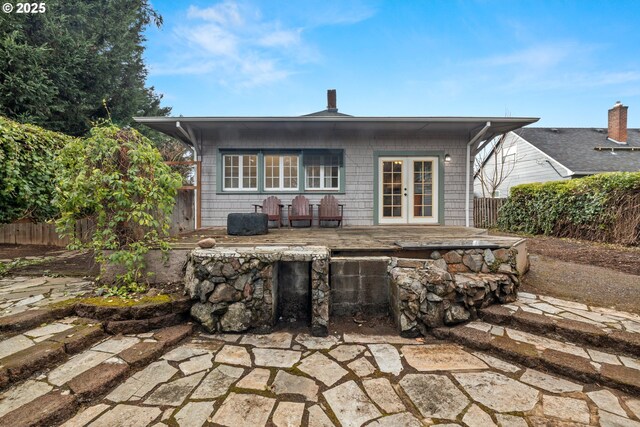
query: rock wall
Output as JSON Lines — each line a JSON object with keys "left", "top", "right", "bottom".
{"left": 389, "top": 248, "right": 520, "bottom": 337}
{"left": 184, "top": 247, "right": 330, "bottom": 336}
{"left": 184, "top": 245, "right": 521, "bottom": 339}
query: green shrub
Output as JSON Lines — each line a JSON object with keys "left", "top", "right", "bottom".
{"left": 498, "top": 172, "right": 640, "bottom": 245}
{"left": 0, "top": 116, "right": 74, "bottom": 223}
{"left": 54, "top": 122, "right": 182, "bottom": 290}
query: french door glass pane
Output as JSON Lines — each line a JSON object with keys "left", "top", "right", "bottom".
{"left": 413, "top": 160, "right": 433, "bottom": 217}
{"left": 382, "top": 160, "right": 403, "bottom": 217}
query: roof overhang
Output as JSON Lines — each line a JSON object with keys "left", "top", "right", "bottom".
{"left": 134, "top": 116, "right": 539, "bottom": 148}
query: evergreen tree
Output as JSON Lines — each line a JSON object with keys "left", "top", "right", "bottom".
{"left": 0, "top": 0, "right": 170, "bottom": 136}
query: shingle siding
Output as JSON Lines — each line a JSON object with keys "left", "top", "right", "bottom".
{"left": 199, "top": 134, "right": 471, "bottom": 226}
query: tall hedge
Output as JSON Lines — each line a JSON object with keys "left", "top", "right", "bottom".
{"left": 498, "top": 172, "right": 640, "bottom": 246}
{"left": 0, "top": 116, "right": 74, "bottom": 223}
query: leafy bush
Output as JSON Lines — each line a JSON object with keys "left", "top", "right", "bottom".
{"left": 498, "top": 172, "right": 640, "bottom": 245}
{"left": 55, "top": 123, "right": 182, "bottom": 290}
{"left": 0, "top": 116, "right": 74, "bottom": 223}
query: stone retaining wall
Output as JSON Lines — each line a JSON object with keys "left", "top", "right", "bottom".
{"left": 184, "top": 247, "right": 330, "bottom": 336}
{"left": 390, "top": 248, "right": 519, "bottom": 337}
{"left": 183, "top": 245, "right": 522, "bottom": 338}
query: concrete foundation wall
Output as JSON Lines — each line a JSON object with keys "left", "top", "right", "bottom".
{"left": 99, "top": 249, "right": 190, "bottom": 285}
{"left": 330, "top": 257, "right": 390, "bottom": 316}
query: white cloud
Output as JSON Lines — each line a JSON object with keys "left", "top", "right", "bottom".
{"left": 187, "top": 2, "right": 245, "bottom": 26}
{"left": 150, "top": 0, "right": 374, "bottom": 88}
{"left": 257, "top": 28, "right": 302, "bottom": 48}
{"left": 463, "top": 41, "right": 640, "bottom": 93}
{"left": 478, "top": 44, "right": 573, "bottom": 70}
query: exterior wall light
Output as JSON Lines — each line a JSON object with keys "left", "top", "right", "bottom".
{"left": 444, "top": 153, "right": 452, "bottom": 163}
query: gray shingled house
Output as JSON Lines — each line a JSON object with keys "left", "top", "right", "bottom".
{"left": 475, "top": 101, "right": 640, "bottom": 198}
{"left": 136, "top": 90, "right": 537, "bottom": 227}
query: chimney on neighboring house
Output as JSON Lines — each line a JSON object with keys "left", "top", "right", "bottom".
{"left": 327, "top": 89, "right": 337, "bottom": 112}
{"left": 608, "top": 101, "right": 628, "bottom": 144}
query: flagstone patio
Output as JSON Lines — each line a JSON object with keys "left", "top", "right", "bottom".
{"left": 44, "top": 330, "right": 639, "bottom": 427}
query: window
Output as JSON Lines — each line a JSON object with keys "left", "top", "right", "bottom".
{"left": 219, "top": 149, "right": 343, "bottom": 193}
{"left": 304, "top": 154, "right": 340, "bottom": 190}
{"left": 223, "top": 154, "right": 257, "bottom": 190}
{"left": 264, "top": 154, "right": 299, "bottom": 191}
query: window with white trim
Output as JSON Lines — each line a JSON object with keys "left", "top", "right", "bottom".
{"left": 304, "top": 154, "right": 340, "bottom": 190}
{"left": 223, "top": 154, "right": 257, "bottom": 191}
{"left": 264, "top": 154, "right": 299, "bottom": 191}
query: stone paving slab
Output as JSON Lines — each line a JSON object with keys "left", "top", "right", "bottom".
{"left": 0, "top": 275, "right": 93, "bottom": 319}
{"left": 0, "top": 324, "right": 192, "bottom": 425}
{"left": 211, "top": 392, "right": 276, "bottom": 427}
{"left": 3, "top": 326, "right": 640, "bottom": 427}
{"left": 496, "top": 292, "right": 640, "bottom": 339}
{"left": 457, "top": 319, "right": 640, "bottom": 393}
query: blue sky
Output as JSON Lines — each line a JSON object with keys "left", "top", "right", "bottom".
{"left": 145, "top": 0, "right": 640, "bottom": 127}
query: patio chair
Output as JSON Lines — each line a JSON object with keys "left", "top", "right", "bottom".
{"left": 317, "top": 195, "right": 344, "bottom": 227}
{"left": 253, "top": 196, "right": 283, "bottom": 228}
{"left": 287, "top": 195, "right": 313, "bottom": 227}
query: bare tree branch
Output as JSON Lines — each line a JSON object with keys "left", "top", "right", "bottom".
{"left": 474, "top": 132, "right": 526, "bottom": 197}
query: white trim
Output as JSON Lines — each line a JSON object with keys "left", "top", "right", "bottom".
{"left": 607, "top": 137, "right": 628, "bottom": 145}
{"left": 222, "top": 154, "right": 258, "bottom": 191}
{"left": 304, "top": 155, "right": 340, "bottom": 191}
{"left": 264, "top": 154, "right": 300, "bottom": 192}
{"left": 378, "top": 157, "right": 438, "bottom": 224}
{"left": 408, "top": 158, "right": 438, "bottom": 224}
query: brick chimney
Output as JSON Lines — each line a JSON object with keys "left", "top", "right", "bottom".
{"left": 608, "top": 101, "right": 628, "bottom": 144}
{"left": 327, "top": 89, "right": 337, "bottom": 112}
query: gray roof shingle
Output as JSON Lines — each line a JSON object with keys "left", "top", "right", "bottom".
{"left": 515, "top": 127, "right": 640, "bottom": 174}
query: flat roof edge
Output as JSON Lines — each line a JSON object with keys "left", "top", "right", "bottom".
{"left": 133, "top": 116, "right": 539, "bottom": 124}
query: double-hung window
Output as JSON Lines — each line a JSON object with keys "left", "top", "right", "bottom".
{"left": 222, "top": 154, "right": 257, "bottom": 191}
{"left": 264, "top": 154, "right": 299, "bottom": 191}
{"left": 304, "top": 153, "right": 340, "bottom": 191}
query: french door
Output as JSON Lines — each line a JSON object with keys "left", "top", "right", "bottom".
{"left": 378, "top": 157, "right": 438, "bottom": 224}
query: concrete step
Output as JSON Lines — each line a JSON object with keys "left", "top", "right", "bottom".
{"left": 0, "top": 323, "right": 193, "bottom": 427}
{"left": 434, "top": 319, "right": 640, "bottom": 395}
{"left": 479, "top": 293, "right": 640, "bottom": 358}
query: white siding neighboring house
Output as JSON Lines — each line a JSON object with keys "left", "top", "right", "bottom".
{"left": 475, "top": 102, "right": 640, "bottom": 198}
{"left": 474, "top": 131, "right": 572, "bottom": 197}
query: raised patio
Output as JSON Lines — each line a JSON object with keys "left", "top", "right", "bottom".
{"left": 176, "top": 226, "right": 528, "bottom": 337}
{"left": 172, "top": 225, "right": 525, "bottom": 255}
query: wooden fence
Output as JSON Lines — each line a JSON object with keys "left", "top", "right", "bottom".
{"left": 473, "top": 197, "right": 507, "bottom": 228}
{"left": 0, "top": 218, "right": 94, "bottom": 247}
{"left": 0, "top": 190, "right": 195, "bottom": 247}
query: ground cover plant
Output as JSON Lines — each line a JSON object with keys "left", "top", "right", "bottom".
{"left": 498, "top": 172, "right": 640, "bottom": 246}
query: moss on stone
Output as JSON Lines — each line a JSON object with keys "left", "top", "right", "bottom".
{"left": 48, "top": 297, "right": 81, "bottom": 309}
{"left": 80, "top": 294, "right": 172, "bottom": 307}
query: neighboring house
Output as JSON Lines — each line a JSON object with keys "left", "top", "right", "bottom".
{"left": 475, "top": 102, "right": 640, "bottom": 198}
{"left": 136, "top": 90, "right": 536, "bottom": 227}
